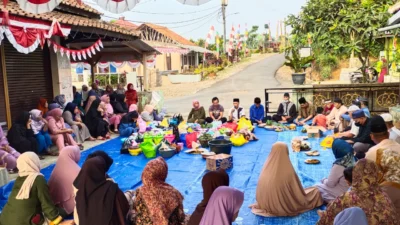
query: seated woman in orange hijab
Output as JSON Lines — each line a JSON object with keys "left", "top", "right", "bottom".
{"left": 250, "top": 142, "right": 323, "bottom": 217}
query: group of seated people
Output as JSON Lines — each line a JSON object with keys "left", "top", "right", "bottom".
{"left": 0, "top": 149, "right": 244, "bottom": 225}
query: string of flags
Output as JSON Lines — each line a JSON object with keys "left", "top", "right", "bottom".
{"left": 47, "top": 38, "right": 103, "bottom": 61}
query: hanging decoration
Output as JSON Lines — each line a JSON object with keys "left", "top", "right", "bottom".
{"left": 14, "top": 0, "right": 63, "bottom": 14}
{"left": 78, "top": 56, "right": 156, "bottom": 70}
{"left": 204, "top": 25, "right": 214, "bottom": 60}
{"left": 243, "top": 24, "right": 248, "bottom": 54}
{"left": 154, "top": 46, "right": 189, "bottom": 54}
{"left": 215, "top": 32, "right": 220, "bottom": 59}
{"left": 0, "top": 13, "right": 71, "bottom": 54}
{"left": 228, "top": 24, "right": 235, "bottom": 56}
{"left": 175, "top": 0, "right": 212, "bottom": 5}
{"left": 93, "top": 0, "right": 141, "bottom": 14}
{"left": 47, "top": 38, "right": 103, "bottom": 60}
{"left": 236, "top": 24, "right": 242, "bottom": 50}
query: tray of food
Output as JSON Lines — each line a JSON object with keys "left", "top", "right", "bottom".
{"left": 304, "top": 159, "right": 321, "bottom": 164}
{"left": 305, "top": 150, "right": 320, "bottom": 156}
{"left": 258, "top": 123, "right": 267, "bottom": 128}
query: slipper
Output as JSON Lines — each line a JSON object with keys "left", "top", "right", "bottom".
{"left": 79, "top": 145, "right": 84, "bottom": 150}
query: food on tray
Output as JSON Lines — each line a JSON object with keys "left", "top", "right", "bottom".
{"left": 275, "top": 128, "right": 283, "bottom": 132}
{"left": 264, "top": 126, "right": 274, "bottom": 131}
{"left": 305, "top": 159, "right": 321, "bottom": 164}
{"left": 266, "top": 120, "right": 273, "bottom": 126}
{"left": 305, "top": 150, "right": 320, "bottom": 156}
{"left": 301, "top": 128, "right": 307, "bottom": 133}
{"left": 258, "top": 123, "right": 266, "bottom": 128}
{"left": 288, "top": 124, "right": 297, "bottom": 130}
{"left": 300, "top": 142, "right": 311, "bottom": 151}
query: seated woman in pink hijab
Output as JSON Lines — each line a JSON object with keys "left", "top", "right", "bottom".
{"left": 48, "top": 146, "right": 81, "bottom": 215}
{"left": 0, "top": 126, "right": 20, "bottom": 173}
{"left": 101, "top": 95, "right": 123, "bottom": 133}
{"left": 199, "top": 186, "right": 244, "bottom": 225}
{"left": 47, "top": 108, "right": 80, "bottom": 151}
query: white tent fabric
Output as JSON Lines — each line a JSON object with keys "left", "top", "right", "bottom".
{"left": 176, "top": 0, "right": 212, "bottom": 6}
{"left": 93, "top": 0, "right": 141, "bottom": 13}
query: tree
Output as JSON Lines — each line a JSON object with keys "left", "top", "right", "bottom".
{"left": 286, "top": 0, "right": 395, "bottom": 81}
{"left": 195, "top": 38, "right": 206, "bottom": 48}
{"left": 246, "top": 26, "right": 259, "bottom": 49}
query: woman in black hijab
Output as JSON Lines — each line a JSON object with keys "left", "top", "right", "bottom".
{"left": 119, "top": 111, "right": 139, "bottom": 137}
{"left": 74, "top": 156, "right": 129, "bottom": 225}
{"left": 84, "top": 99, "right": 109, "bottom": 140}
{"left": 187, "top": 169, "right": 230, "bottom": 225}
{"left": 115, "top": 93, "right": 128, "bottom": 113}
{"left": 109, "top": 93, "right": 127, "bottom": 114}
{"left": 7, "top": 112, "right": 38, "bottom": 155}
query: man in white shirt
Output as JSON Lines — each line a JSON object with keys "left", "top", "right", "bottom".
{"left": 327, "top": 98, "right": 348, "bottom": 130}
{"left": 337, "top": 105, "right": 360, "bottom": 138}
{"left": 381, "top": 113, "right": 400, "bottom": 144}
{"left": 229, "top": 98, "right": 245, "bottom": 122}
{"left": 366, "top": 116, "right": 400, "bottom": 162}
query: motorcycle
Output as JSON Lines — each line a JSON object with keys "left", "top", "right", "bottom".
{"left": 349, "top": 67, "right": 378, "bottom": 83}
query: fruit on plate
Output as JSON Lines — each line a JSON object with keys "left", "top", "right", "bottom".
{"left": 275, "top": 128, "right": 283, "bottom": 132}
{"left": 289, "top": 124, "right": 297, "bottom": 130}
{"left": 301, "top": 128, "right": 307, "bottom": 133}
{"left": 266, "top": 120, "right": 273, "bottom": 126}
{"left": 305, "top": 159, "right": 320, "bottom": 164}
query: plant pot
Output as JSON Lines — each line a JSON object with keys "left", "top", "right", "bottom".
{"left": 292, "top": 73, "right": 306, "bottom": 85}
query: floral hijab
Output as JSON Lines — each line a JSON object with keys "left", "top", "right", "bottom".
{"left": 376, "top": 148, "right": 400, "bottom": 187}
{"left": 332, "top": 139, "right": 355, "bottom": 168}
{"left": 317, "top": 159, "right": 399, "bottom": 225}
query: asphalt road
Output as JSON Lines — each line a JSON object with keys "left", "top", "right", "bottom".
{"left": 164, "top": 54, "right": 286, "bottom": 116}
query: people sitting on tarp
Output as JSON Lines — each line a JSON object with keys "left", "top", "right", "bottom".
{"left": 249, "top": 142, "right": 323, "bottom": 217}
{"left": 53, "top": 94, "right": 67, "bottom": 110}
{"left": 63, "top": 103, "right": 94, "bottom": 145}
{"left": 0, "top": 152, "right": 66, "bottom": 225}
{"left": 125, "top": 157, "right": 185, "bottom": 225}
{"left": 312, "top": 107, "right": 327, "bottom": 128}
{"left": 119, "top": 111, "right": 139, "bottom": 137}
{"left": 250, "top": 97, "right": 266, "bottom": 125}
{"left": 73, "top": 156, "right": 129, "bottom": 225}
{"left": 48, "top": 146, "right": 81, "bottom": 216}
{"left": 0, "top": 126, "right": 20, "bottom": 173}
{"left": 30, "top": 109, "right": 54, "bottom": 157}
{"left": 188, "top": 100, "right": 206, "bottom": 124}
{"left": 72, "top": 87, "right": 85, "bottom": 117}
{"left": 336, "top": 105, "right": 360, "bottom": 138}
{"left": 81, "top": 84, "right": 89, "bottom": 105}
{"left": 199, "top": 186, "right": 244, "bottom": 225}
{"left": 272, "top": 93, "right": 297, "bottom": 123}
{"left": 229, "top": 98, "right": 245, "bottom": 123}
{"left": 356, "top": 97, "right": 370, "bottom": 118}
{"left": 294, "top": 97, "right": 314, "bottom": 125}
{"left": 316, "top": 159, "right": 399, "bottom": 225}
{"left": 85, "top": 83, "right": 103, "bottom": 113}
{"left": 7, "top": 112, "right": 38, "bottom": 155}
{"left": 109, "top": 92, "right": 128, "bottom": 114}
{"left": 206, "top": 97, "right": 227, "bottom": 124}
{"left": 47, "top": 108, "right": 80, "bottom": 151}
{"left": 125, "top": 83, "right": 138, "bottom": 108}
{"left": 84, "top": 99, "right": 110, "bottom": 140}
{"left": 101, "top": 95, "right": 122, "bottom": 133}
{"left": 315, "top": 139, "right": 355, "bottom": 203}
{"left": 381, "top": 113, "right": 400, "bottom": 144}
{"left": 323, "top": 99, "right": 334, "bottom": 116}
{"left": 141, "top": 105, "right": 155, "bottom": 122}
{"left": 326, "top": 98, "right": 348, "bottom": 131}
{"left": 115, "top": 83, "right": 126, "bottom": 95}
{"left": 187, "top": 169, "right": 229, "bottom": 225}
{"left": 103, "top": 85, "right": 114, "bottom": 96}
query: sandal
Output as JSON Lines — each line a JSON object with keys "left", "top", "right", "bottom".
{"left": 79, "top": 145, "right": 84, "bottom": 150}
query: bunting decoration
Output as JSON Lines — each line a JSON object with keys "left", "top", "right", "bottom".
{"left": 47, "top": 38, "right": 103, "bottom": 60}
{"left": 15, "top": 0, "right": 63, "bottom": 14}
{"left": 72, "top": 55, "right": 157, "bottom": 70}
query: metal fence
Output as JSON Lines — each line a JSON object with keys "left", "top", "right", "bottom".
{"left": 265, "top": 83, "right": 400, "bottom": 115}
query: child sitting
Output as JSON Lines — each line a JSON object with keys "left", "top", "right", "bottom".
{"left": 343, "top": 166, "right": 353, "bottom": 186}
{"left": 312, "top": 107, "right": 327, "bottom": 128}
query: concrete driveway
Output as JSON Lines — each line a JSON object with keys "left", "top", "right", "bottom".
{"left": 164, "top": 54, "right": 286, "bottom": 116}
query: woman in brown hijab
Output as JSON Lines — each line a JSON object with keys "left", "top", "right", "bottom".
{"left": 250, "top": 142, "right": 323, "bottom": 217}
{"left": 188, "top": 169, "right": 230, "bottom": 225}
{"left": 73, "top": 156, "right": 129, "bottom": 225}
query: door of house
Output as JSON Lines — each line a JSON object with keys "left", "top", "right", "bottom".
{"left": 166, "top": 54, "right": 172, "bottom": 70}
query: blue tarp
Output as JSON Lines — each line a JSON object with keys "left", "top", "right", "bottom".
{"left": 0, "top": 127, "right": 334, "bottom": 225}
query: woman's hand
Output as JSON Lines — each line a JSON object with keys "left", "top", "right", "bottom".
{"left": 1, "top": 145, "right": 10, "bottom": 153}
{"left": 26, "top": 120, "right": 32, "bottom": 129}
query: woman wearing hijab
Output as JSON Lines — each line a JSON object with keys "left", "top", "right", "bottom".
{"left": 188, "top": 100, "right": 206, "bottom": 124}
{"left": 125, "top": 83, "right": 138, "bottom": 108}
{"left": 47, "top": 108, "right": 79, "bottom": 151}
{"left": 30, "top": 109, "right": 54, "bottom": 155}
{"left": 376, "top": 146, "right": 400, "bottom": 215}
{"left": 63, "top": 103, "right": 94, "bottom": 144}
{"left": 141, "top": 105, "right": 155, "bottom": 122}
{"left": 129, "top": 104, "right": 138, "bottom": 112}
{"left": 54, "top": 95, "right": 67, "bottom": 110}
{"left": 84, "top": 99, "right": 110, "bottom": 140}
{"left": 48, "top": 146, "right": 81, "bottom": 215}
{"left": 104, "top": 85, "right": 114, "bottom": 96}
{"left": 37, "top": 97, "right": 49, "bottom": 116}
{"left": 250, "top": 142, "right": 323, "bottom": 217}
{"left": 317, "top": 159, "right": 399, "bottom": 225}
{"left": 199, "top": 186, "right": 244, "bottom": 225}
{"left": 119, "top": 111, "right": 139, "bottom": 137}
{"left": 188, "top": 169, "right": 230, "bottom": 225}
{"left": 74, "top": 156, "right": 129, "bottom": 225}
{"left": 101, "top": 95, "right": 123, "bottom": 133}
{"left": 0, "top": 152, "right": 64, "bottom": 225}
{"left": 130, "top": 157, "right": 185, "bottom": 224}
{"left": 115, "top": 83, "right": 126, "bottom": 95}
{"left": 115, "top": 93, "right": 128, "bottom": 112}
{"left": 7, "top": 112, "right": 38, "bottom": 154}
{"left": 315, "top": 139, "right": 355, "bottom": 203}
{"left": 333, "top": 207, "right": 368, "bottom": 225}
{"left": 73, "top": 91, "right": 85, "bottom": 116}
{"left": 0, "top": 126, "right": 20, "bottom": 172}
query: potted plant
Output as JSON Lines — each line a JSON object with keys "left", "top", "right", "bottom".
{"left": 198, "top": 133, "right": 213, "bottom": 148}
{"left": 284, "top": 47, "right": 314, "bottom": 85}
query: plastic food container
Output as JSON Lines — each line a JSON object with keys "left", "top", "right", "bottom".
{"left": 128, "top": 148, "right": 142, "bottom": 156}
{"left": 159, "top": 149, "right": 176, "bottom": 158}
{"left": 208, "top": 139, "right": 232, "bottom": 155}
{"left": 164, "top": 134, "right": 175, "bottom": 144}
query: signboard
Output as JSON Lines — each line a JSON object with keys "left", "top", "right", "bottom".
{"left": 300, "top": 47, "right": 312, "bottom": 58}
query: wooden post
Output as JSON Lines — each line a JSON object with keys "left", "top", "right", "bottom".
{"left": 0, "top": 45, "right": 11, "bottom": 129}
{"left": 90, "top": 63, "right": 95, "bottom": 84}
{"left": 142, "top": 53, "right": 148, "bottom": 91}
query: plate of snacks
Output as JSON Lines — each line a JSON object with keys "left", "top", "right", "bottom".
{"left": 305, "top": 150, "right": 320, "bottom": 156}
{"left": 258, "top": 123, "right": 267, "bottom": 128}
{"left": 304, "top": 159, "right": 321, "bottom": 164}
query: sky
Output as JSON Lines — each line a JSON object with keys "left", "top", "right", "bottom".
{"left": 84, "top": 0, "right": 307, "bottom": 42}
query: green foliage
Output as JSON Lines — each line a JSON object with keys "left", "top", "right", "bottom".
{"left": 196, "top": 38, "right": 206, "bottom": 48}
{"left": 315, "top": 54, "right": 339, "bottom": 72}
{"left": 321, "top": 66, "right": 332, "bottom": 80}
{"left": 284, "top": 47, "right": 314, "bottom": 73}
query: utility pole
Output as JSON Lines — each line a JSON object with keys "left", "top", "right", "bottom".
{"left": 222, "top": 0, "right": 227, "bottom": 54}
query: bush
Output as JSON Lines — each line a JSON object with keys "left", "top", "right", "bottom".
{"left": 321, "top": 66, "right": 332, "bottom": 80}
{"left": 315, "top": 54, "right": 339, "bottom": 72}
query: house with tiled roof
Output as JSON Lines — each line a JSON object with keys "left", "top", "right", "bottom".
{"left": 0, "top": 0, "right": 157, "bottom": 128}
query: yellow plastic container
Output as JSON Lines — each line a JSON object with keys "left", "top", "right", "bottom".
{"left": 129, "top": 148, "right": 142, "bottom": 156}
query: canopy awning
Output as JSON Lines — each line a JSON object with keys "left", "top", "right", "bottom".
{"left": 180, "top": 44, "right": 214, "bottom": 53}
